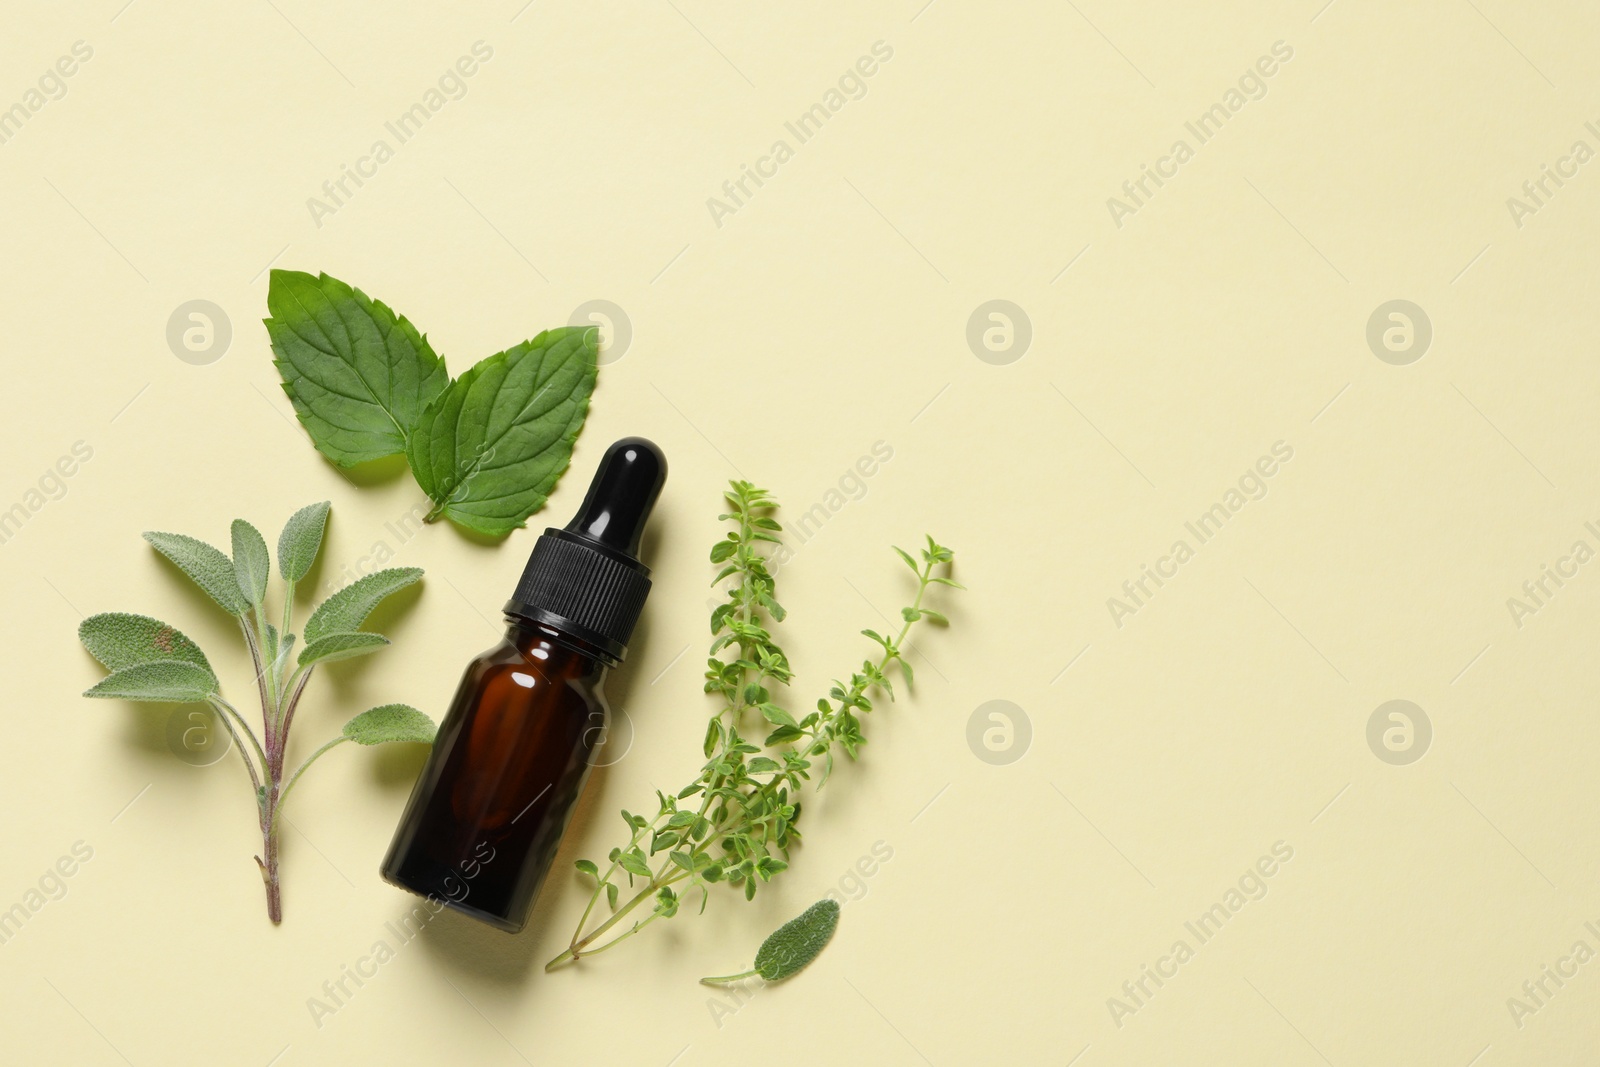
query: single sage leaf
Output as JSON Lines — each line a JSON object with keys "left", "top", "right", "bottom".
{"left": 753, "top": 899, "right": 840, "bottom": 981}
{"left": 266, "top": 270, "right": 448, "bottom": 466}
{"left": 297, "top": 631, "right": 390, "bottom": 667}
{"left": 143, "top": 531, "right": 248, "bottom": 616}
{"left": 78, "top": 613, "right": 216, "bottom": 678}
{"left": 304, "top": 567, "right": 422, "bottom": 644}
{"left": 231, "top": 519, "right": 271, "bottom": 608}
{"left": 405, "top": 326, "right": 598, "bottom": 536}
{"left": 277, "top": 501, "right": 331, "bottom": 583}
{"left": 83, "top": 660, "right": 219, "bottom": 704}
{"left": 342, "top": 704, "right": 436, "bottom": 745}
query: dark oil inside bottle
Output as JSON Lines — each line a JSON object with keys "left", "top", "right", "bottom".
{"left": 380, "top": 620, "right": 611, "bottom": 932}
{"left": 380, "top": 436, "right": 666, "bottom": 934}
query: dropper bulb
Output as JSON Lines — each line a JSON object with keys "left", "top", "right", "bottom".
{"left": 564, "top": 438, "right": 667, "bottom": 556}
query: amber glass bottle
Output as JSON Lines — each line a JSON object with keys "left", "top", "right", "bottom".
{"left": 381, "top": 438, "right": 666, "bottom": 932}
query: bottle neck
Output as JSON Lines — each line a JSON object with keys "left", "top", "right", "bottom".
{"left": 503, "top": 616, "right": 615, "bottom": 675}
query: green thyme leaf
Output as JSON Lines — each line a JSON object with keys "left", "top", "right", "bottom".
{"left": 297, "top": 631, "right": 390, "bottom": 668}
{"left": 304, "top": 567, "right": 422, "bottom": 643}
{"left": 83, "top": 660, "right": 219, "bottom": 704}
{"left": 231, "top": 520, "right": 271, "bottom": 609}
{"left": 341, "top": 704, "right": 436, "bottom": 745}
{"left": 266, "top": 270, "right": 448, "bottom": 466}
{"left": 405, "top": 326, "right": 598, "bottom": 536}
{"left": 78, "top": 613, "right": 215, "bottom": 678}
{"left": 277, "top": 501, "right": 331, "bottom": 583}
{"left": 143, "top": 531, "right": 248, "bottom": 616}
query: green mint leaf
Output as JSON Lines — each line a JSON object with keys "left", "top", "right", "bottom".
{"left": 405, "top": 326, "right": 598, "bottom": 536}
{"left": 277, "top": 501, "right": 331, "bottom": 583}
{"left": 751, "top": 899, "right": 839, "bottom": 982}
{"left": 83, "top": 660, "right": 219, "bottom": 704}
{"left": 574, "top": 859, "right": 599, "bottom": 879}
{"left": 231, "top": 519, "right": 271, "bottom": 608}
{"left": 143, "top": 531, "right": 248, "bottom": 616}
{"left": 297, "top": 631, "right": 390, "bottom": 667}
{"left": 78, "top": 613, "right": 215, "bottom": 679}
{"left": 304, "top": 567, "right": 422, "bottom": 643}
{"left": 266, "top": 270, "right": 448, "bottom": 466}
{"left": 341, "top": 703, "right": 436, "bottom": 745}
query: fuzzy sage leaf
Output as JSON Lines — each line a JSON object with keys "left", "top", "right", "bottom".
{"left": 231, "top": 520, "right": 271, "bottom": 609}
{"left": 276, "top": 501, "right": 330, "bottom": 583}
{"left": 303, "top": 567, "right": 421, "bottom": 643}
{"left": 143, "top": 531, "right": 248, "bottom": 616}
{"left": 342, "top": 704, "right": 436, "bottom": 745}
{"left": 83, "top": 660, "right": 219, "bottom": 704}
{"left": 298, "top": 631, "right": 390, "bottom": 668}
{"left": 78, "top": 613, "right": 215, "bottom": 678}
{"left": 701, "top": 898, "right": 841, "bottom": 985}
{"left": 405, "top": 326, "right": 598, "bottom": 536}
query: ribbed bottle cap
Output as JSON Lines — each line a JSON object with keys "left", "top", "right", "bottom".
{"left": 504, "top": 438, "right": 666, "bottom": 662}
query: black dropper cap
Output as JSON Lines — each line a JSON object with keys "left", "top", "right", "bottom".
{"left": 504, "top": 437, "right": 667, "bottom": 663}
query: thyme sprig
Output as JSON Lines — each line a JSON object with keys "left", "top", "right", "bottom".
{"left": 546, "top": 480, "right": 958, "bottom": 970}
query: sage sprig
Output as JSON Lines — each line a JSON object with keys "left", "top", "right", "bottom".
{"left": 78, "top": 503, "right": 436, "bottom": 923}
{"left": 546, "top": 481, "right": 959, "bottom": 970}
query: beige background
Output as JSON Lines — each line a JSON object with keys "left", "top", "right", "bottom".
{"left": 2, "top": 0, "right": 1598, "bottom": 1063}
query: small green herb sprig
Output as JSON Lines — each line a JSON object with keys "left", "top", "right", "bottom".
{"left": 77, "top": 503, "right": 436, "bottom": 923}
{"left": 266, "top": 269, "right": 599, "bottom": 536}
{"left": 546, "top": 481, "right": 958, "bottom": 970}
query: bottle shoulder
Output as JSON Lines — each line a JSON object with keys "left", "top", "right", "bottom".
{"left": 468, "top": 632, "right": 608, "bottom": 705}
